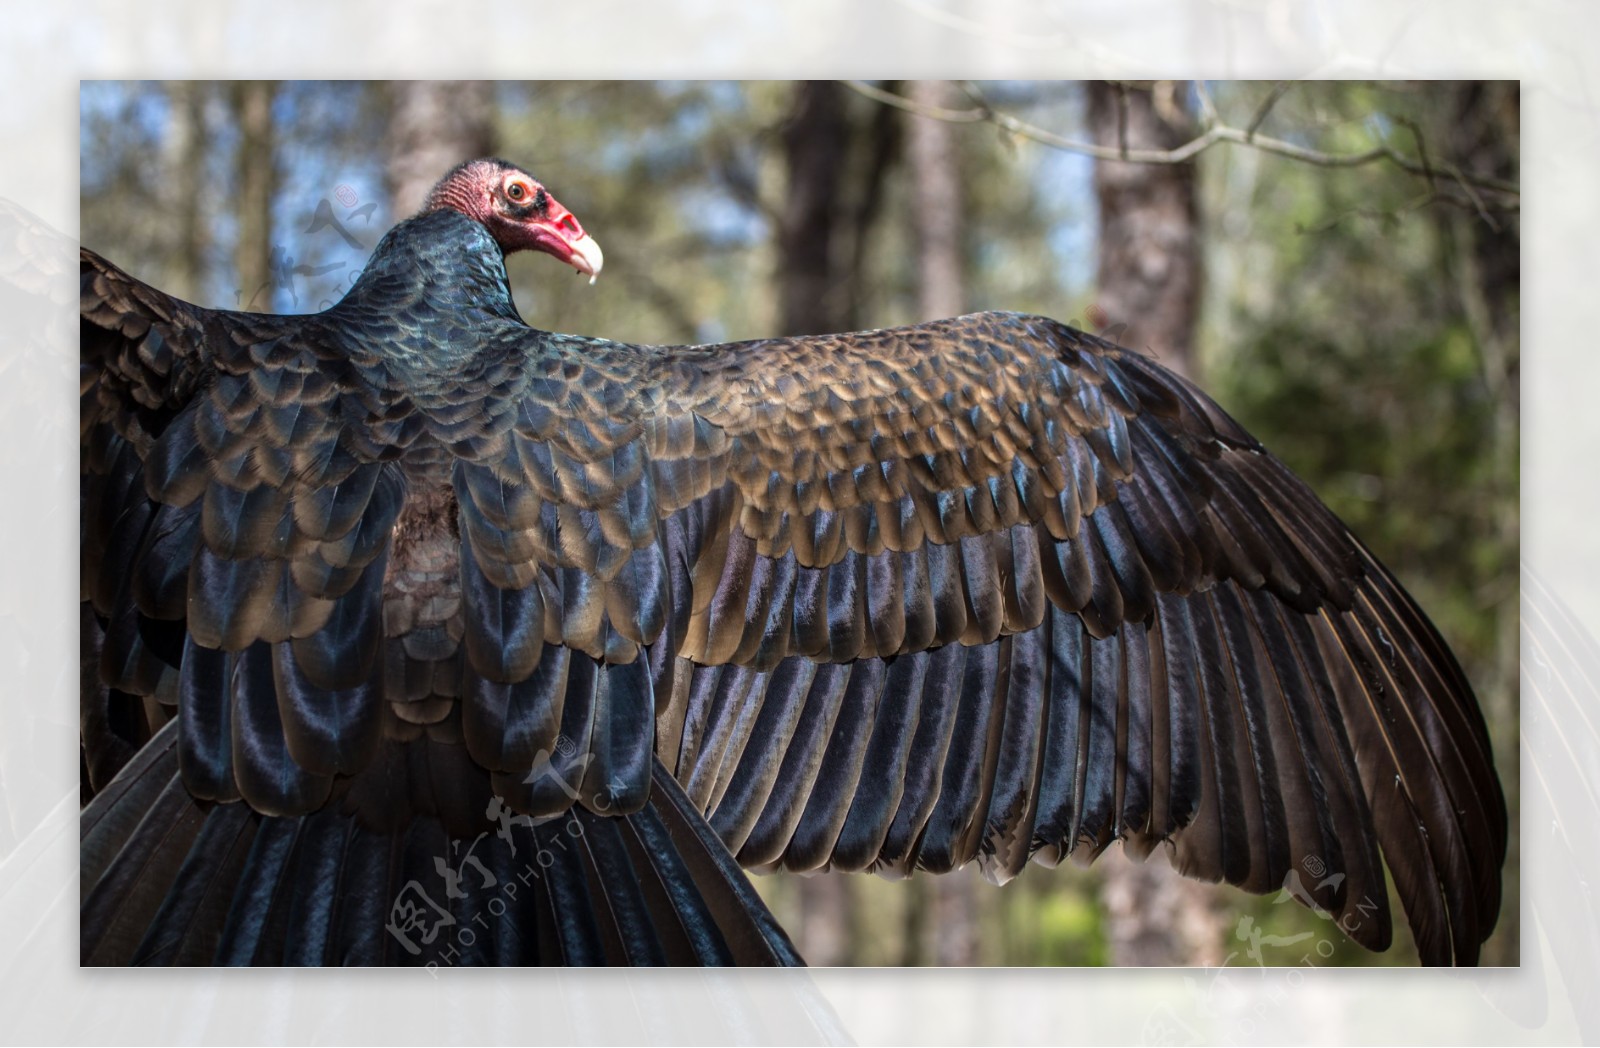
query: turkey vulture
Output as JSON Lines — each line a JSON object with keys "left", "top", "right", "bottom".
{"left": 80, "top": 157, "right": 1506, "bottom": 966}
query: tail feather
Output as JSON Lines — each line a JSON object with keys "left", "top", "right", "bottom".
{"left": 79, "top": 722, "right": 800, "bottom": 967}
{"left": 80, "top": 775, "right": 206, "bottom": 965}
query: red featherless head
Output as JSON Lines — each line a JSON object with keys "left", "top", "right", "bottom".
{"left": 422, "top": 158, "right": 603, "bottom": 282}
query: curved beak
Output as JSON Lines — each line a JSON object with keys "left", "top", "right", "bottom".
{"left": 528, "top": 194, "right": 604, "bottom": 285}
{"left": 565, "top": 233, "right": 604, "bottom": 284}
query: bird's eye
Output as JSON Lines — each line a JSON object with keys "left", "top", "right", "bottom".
{"left": 507, "top": 182, "right": 527, "bottom": 201}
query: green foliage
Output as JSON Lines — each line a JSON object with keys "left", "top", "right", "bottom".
{"left": 1199, "top": 81, "right": 1519, "bottom": 966}
{"left": 1202, "top": 81, "right": 1518, "bottom": 702}
{"left": 999, "top": 865, "right": 1110, "bottom": 966}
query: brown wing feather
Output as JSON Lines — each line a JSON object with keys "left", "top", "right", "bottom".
{"left": 478, "top": 310, "right": 1502, "bottom": 965}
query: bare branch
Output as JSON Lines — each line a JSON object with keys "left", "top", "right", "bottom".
{"left": 841, "top": 80, "right": 1520, "bottom": 203}
{"left": 847, "top": 79, "right": 986, "bottom": 124}
{"left": 1296, "top": 189, "right": 1439, "bottom": 235}
{"left": 1245, "top": 81, "right": 1293, "bottom": 142}
{"left": 1297, "top": 183, "right": 1516, "bottom": 236}
{"left": 1397, "top": 116, "right": 1436, "bottom": 193}
{"left": 1397, "top": 114, "right": 1498, "bottom": 232}
{"left": 1441, "top": 157, "right": 1500, "bottom": 230}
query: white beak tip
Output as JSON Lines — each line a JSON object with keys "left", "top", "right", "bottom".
{"left": 569, "top": 233, "right": 604, "bottom": 284}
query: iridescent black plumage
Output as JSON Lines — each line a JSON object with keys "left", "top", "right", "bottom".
{"left": 81, "top": 176, "right": 1506, "bottom": 966}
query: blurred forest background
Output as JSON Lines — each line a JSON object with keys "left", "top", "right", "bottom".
{"left": 79, "top": 80, "right": 1520, "bottom": 967}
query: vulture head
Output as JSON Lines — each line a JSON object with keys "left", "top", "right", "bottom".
{"left": 422, "top": 157, "right": 604, "bottom": 282}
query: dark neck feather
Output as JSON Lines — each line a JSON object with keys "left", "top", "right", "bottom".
{"left": 335, "top": 210, "right": 531, "bottom": 382}
{"left": 356, "top": 211, "right": 517, "bottom": 314}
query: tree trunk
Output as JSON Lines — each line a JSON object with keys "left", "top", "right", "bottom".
{"left": 907, "top": 80, "right": 965, "bottom": 320}
{"left": 778, "top": 81, "right": 851, "bottom": 335}
{"left": 230, "top": 80, "right": 278, "bottom": 311}
{"left": 843, "top": 87, "right": 902, "bottom": 330}
{"left": 1441, "top": 79, "right": 1519, "bottom": 969}
{"left": 1442, "top": 81, "right": 1519, "bottom": 415}
{"left": 1087, "top": 80, "right": 1223, "bottom": 966}
{"left": 163, "top": 81, "right": 210, "bottom": 302}
{"left": 1087, "top": 80, "right": 1202, "bottom": 379}
{"left": 385, "top": 81, "right": 496, "bottom": 218}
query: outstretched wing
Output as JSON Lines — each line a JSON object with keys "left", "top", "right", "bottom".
{"left": 81, "top": 248, "right": 410, "bottom": 812}
{"left": 82, "top": 246, "right": 1504, "bottom": 966}
{"left": 453, "top": 311, "right": 1506, "bottom": 964}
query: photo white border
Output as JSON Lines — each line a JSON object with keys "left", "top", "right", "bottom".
{"left": 2, "top": 2, "right": 1583, "bottom": 1043}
